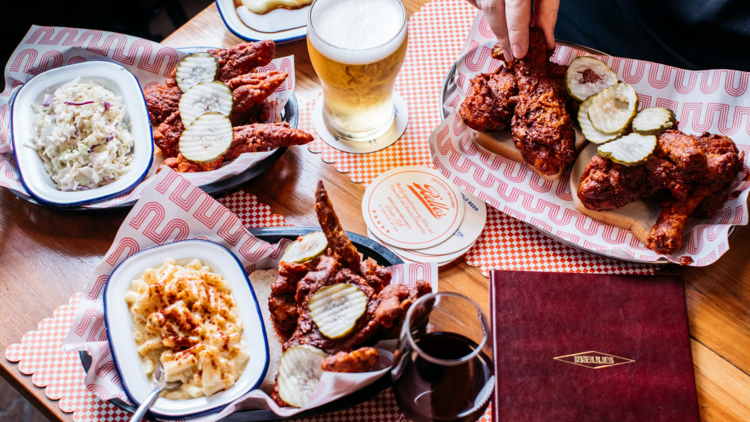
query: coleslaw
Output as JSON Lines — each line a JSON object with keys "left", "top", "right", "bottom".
{"left": 31, "top": 78, "right": 135, "bottom": 191}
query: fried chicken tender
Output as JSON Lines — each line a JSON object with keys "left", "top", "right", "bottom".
{"left": 459, "top": 66, "right": 517, "bottom": 132}
{"left": 315, "top": 180, "right": 361, "bottom": 272}
{"left": 209, "top": 40, "right": 275, "bottom": 83}
{"left": 143, "top": 78, "right": 182, "bottom": 125}
{"left": 322, "top": 347, "right": 379, "bottom": 373}
{"left": 510, "top": 28, "right": 576, "bottom": 176}
{"left": 155, "top": 121, "right": 313, "bottom": 173}
{"left": 228, "top": 70, "right": 288, "bottom": 125}
{"left": 224, "top": 122, "right": 314, "bottom": 161}
{"left": 578, "top": 130, "right": 741, "bottom": 254}
{"left": 153, "top": 111, "right": 184, "bottom": 158}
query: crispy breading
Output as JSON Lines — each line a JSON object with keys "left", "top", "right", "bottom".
{"left": 225, "top": 122, "right": 314, "bottom": 161}
{"left": 315, "top": 181, "right": 361, "bottom": 272}
{"left": 158, "top": 154, "right": 224, "bottom": 173}
{"left": 510, "top": 28, "right": 576, "bottom": 176}
{"left": 153, "top": 111, "right": 184, "bottom": 158}
{"left": 228, "top": 70, "right": 288, "bottom": 125}
{"left": 578, "top": 130, "right": 741, "bottom": 254}
{"left": 144, "top": 79, "right": 182, "bottom": 125}
{"left": 321, "top": 348, "right": 379, "bottom": 373}
{"left": 459, "top": 66, "right": 517, "bottom": 132}
{"left": 209, "top": 40, "right": 275, "bottom": 83}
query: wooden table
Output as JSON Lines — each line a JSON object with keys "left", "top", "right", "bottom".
{"left": 1, "top": 3, "right": 749, "bottom": 421}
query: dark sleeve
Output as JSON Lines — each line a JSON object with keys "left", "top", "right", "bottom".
{"left": 554, "top": 0, "right": 750, "bottom": 72}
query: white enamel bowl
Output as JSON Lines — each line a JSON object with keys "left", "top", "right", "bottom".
{"left": 104, "top": 239, "right": 269, "bottom": 419}
{"left": 11, "top": 61, "right": 153, "bottom": 206}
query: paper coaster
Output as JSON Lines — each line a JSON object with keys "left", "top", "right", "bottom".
{"left": 367, "top": 228, "right": 472, "bottom": 266}
{"left": 313, "top": 92, "right": 409, "bottom": 154}
{"left": 362, "top": 166, "right": 465, "bottom": 249}
{"left": 416, "top": 189, "right": 486, "bottom": 255}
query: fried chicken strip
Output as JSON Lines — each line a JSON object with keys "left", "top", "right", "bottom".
{"left": 227, "top": 70, "right": 288, "bottom": 125}
{"left": 315, "top": 181, "right": 361, "bottom": 272}
{"left": 224, "top": 122, "right": 314, "bottom": 161}
{"left": 153, "top": 111, "right": 184, "bottom": 158}
{"left": 156, "top": 122, "right": 314, "bottom": 172}
{"left": 209, "top": 40, "right": 276, "bottom": 83}
{"left": 144, "top": 78, "right": 182, "bottom": 125}
{"left": 322, "top": 347, "right": 379, "bottom": 373}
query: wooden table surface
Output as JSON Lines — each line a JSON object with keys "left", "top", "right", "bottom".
{"left": 1, "top": 3, "right": 749, "bottom": 422}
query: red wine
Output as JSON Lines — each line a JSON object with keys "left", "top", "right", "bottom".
{"left": 391, "top": 332, "right": 494, "bottom": 422}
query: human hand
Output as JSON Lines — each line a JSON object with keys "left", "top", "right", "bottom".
{"left": 465, "top": 0, "right": 560, "bottom": 61}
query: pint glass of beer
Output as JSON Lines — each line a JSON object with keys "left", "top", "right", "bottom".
{"left": 307, "top": 0, "right": 408, "bottom": 141}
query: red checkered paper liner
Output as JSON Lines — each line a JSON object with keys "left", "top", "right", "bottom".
{"left": 435, "top": 11, "right": 750, "bottom": 266}
{"left": 0, "top": 25, "right": 295, "bottom": 208}
{"left": 301, "top": 0, "right": 654, "bottom": 274}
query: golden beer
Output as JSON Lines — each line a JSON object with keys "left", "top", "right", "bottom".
{"left": 307, "top": 0, "right": 408, "bottom": 141}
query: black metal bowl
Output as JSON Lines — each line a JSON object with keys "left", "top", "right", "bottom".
{"left": 80, "top": 227, "right": 403, "bottom": 421}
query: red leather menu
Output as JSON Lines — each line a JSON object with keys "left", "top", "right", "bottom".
{"left": 490, "top": 271, "right": 699, "bottom": 422}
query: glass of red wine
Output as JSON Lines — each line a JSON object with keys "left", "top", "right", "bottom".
{"left": 391, "top": 292, "right": 494, "bottom": 422}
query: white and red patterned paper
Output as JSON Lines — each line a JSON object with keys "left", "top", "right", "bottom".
{"left": 435, "top": 11, "right": 750, "bottom": 266}
{"left": 0, "top": 25, "right": 295, "bottom": 208}
{"left": 6, "top": 293, "right": 489, "bottom": 422}
{"left": 54, "top": 167, "right": 438, "bottom": 420}
{"left": 301, "top": 0, "right": 655, "bottom": 274}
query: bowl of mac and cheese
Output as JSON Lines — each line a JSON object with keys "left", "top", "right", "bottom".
{"left": 104, "top": 240, "right": 269, "bottom": 419}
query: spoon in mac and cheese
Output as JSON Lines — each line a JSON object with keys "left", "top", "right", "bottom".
{"left": 130, "top": 362, "right": 181, "bottom": 422}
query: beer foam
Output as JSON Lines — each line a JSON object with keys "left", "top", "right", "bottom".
{"left": 309, "top": 0, "right": 406, "bottom": 65}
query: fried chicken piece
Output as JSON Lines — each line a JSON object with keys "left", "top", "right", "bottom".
{"left": 510, "top": 28, "right": 577, "bottom": 176}
{"left": 459, "top": 66, "right": 517, "bottom": 132}
{"left": 153, "top": 111, "right": 184, "bottom": 158}
{"left": 159, "top": 154, "right": 224, "bottom": 173}
{"left": 646, "top": 185, "right": 715, "bottom": 254}
{"left": 577, "top": 154, "right": 654, "bottom": 211}
{"left": 208, "top": 40, "right": 275, "bottom": 83}
{"left": 374, "top": 281, "right": 432, "bottom": 337}
{"left": 144, "top": 78, "right": 182, "bottom": 125}
{"left": 578, "top": 130, "right": 741, "bottom": 254}
{"left": 322, "top": 347, "right": 379, "bottom": 373}
{"left": 228, "top": 70, "right": 288, "bottom": 125}
{"left": 315, "top": 181, "right": 361, "bottom": 272}
{"left": 155, "top": 121, "right": 313, "bottom": 173}
{"left": 224, "top": 122, "right": 314, "bottom": 161}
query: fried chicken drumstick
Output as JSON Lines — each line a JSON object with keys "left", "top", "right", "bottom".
{"left": 268, "top": 181, "right": 432, "bottom": 407}
{"left": 577, "top": 130, "right": 741, "bottom": 254}
{"left": 459, "top": 27, "right": 577, "bottom": 176}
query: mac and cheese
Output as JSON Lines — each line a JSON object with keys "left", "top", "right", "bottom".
{"left": 124, "top": 258, "right": 249, "bottom": 400}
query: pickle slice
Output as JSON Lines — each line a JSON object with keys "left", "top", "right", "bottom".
{"left": 179, "top": 81, "right": 233, "bottom": 127}
{"left": 587, "top": 83, "right": 639, "bottom": 134}
{"left": 631, "top": 107, "right": 676, "bottom": 135}
{"left": 280, "top": 231, "right": 328, "bottom": 264}
{"left": 309, "top": 284, "right": 367, "bottom": 339}
{"left": 178, "top": 112, "right": 233, "bottom": 163}
{"left": 175, "top": 53, "right": 219, "bottom": 92}
{"left": 578, "top": 96, "right": 623, "bottom": 144}
{"left": 598, "top": 133, "right": 657, "bottom": 166}
{"left": 565, "top": 56, "right": 618, "bottom": 102}
{"left": 277, "top": 345, "right": 328, "bottom": 408}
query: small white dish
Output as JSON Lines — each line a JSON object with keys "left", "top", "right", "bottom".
{"left": 215, "top": 0, "right": 308, "bottom": 43}
{"left": 11, "top": 61, "right": 153, "bottom": 207}
{"left": 104, "top": 240, "right": 269, "bottom": 419}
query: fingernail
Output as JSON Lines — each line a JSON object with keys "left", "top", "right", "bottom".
{"left": 512, "top": 44, "right": 524, "bottom": 58}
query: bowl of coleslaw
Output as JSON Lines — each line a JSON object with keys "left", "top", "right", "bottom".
{"left": 11, "top": 61, "right": 153, "bottom": 206}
